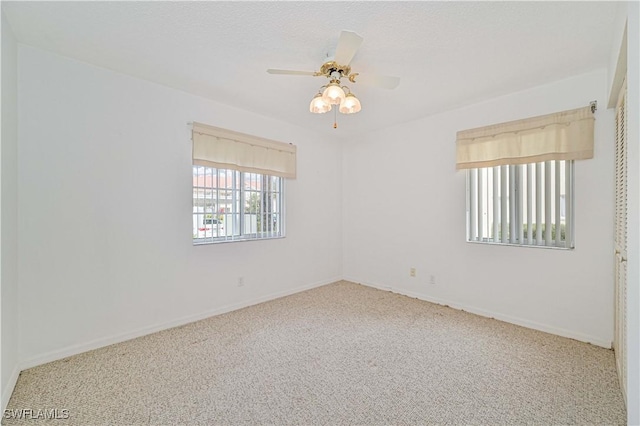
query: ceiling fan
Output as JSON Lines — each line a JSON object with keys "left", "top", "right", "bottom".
{"left": 267, "top": 30, "right": 400, "bottom": 127}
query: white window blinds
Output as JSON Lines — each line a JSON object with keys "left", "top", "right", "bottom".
{"left": 456, "top": 106, "right": 595, "bottom": 170}
{"left": 192, "top": 122, "right": 297, "bottom": 179}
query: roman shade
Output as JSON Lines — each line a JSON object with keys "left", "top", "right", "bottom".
{"left": 456, "top": 106, "right": 594, "bottom": 170}
{"left": 192, "top": 122, "right": 297, "bottom": 179}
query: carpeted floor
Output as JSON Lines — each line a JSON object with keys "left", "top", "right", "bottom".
{"left": 4, "top": 281, "right": 626, "bottom": 425}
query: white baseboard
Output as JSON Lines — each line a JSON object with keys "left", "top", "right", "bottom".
{"left": 13, "top": 274, "right": 610, "bottom": 392}
{"left": 19, "top": 277, "right": 339, "bottom": 371}
{"left": 2, "top": 364, "right": 21, "bottom": 412}
{"left": 347, "top": 278, "right": 612, "bottom": 349}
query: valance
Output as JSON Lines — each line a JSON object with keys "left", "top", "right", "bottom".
{"left": 192, "top": 122, "right": 297, "bottom": 179}
{"left": 456, "top": 106, "right": 594, "bottom": 170}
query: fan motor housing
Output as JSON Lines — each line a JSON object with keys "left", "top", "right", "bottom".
{"left": 319, "top": 61, "right": 351, "bottom": 79}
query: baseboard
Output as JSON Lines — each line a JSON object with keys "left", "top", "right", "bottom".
{"left": 15, "top": 275, "right": 610, "bottom": 377}
{"left": 19, "top": 277, "right": 339, "bottom": 371}
{"left": 615, "top": 353, "right": 627, "bottom": 405}
{"left": 2, "top": 364, "right": 21, "bottom": 412}
{"left": 348, "top": 278, "right": 612, "bottom": 349}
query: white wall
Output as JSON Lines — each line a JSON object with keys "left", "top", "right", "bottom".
{"left": 343, "top": 69, "right": 614, "bottom": 347}
{"left": 1, "top": 10, "right": 20, "bottom": 411}
{"left": 17, "top": 46, "right": 343, "bottom": 367}
{"left": 607, "top": 2, "right": 628, "bottom": 109}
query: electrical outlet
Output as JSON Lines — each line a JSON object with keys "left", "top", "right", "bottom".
{"left": 429, "top": 275, "right": 436, "bottom": 285}
{"left": 410, "top": 268, "right": 416, "bottom": 277}
{"left": 237, "top": 277, "right": 245, "bottom": 287}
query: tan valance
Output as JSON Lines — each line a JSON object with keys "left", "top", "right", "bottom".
{"left": 192, "top": 122, "right": 297, "bottom": 179}
{"left": 456, "top": 106, "right": 594, "bottom": 170}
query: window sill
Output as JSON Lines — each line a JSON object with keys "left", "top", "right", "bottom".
{"left": 193, "top": 235, "right": 286, "bottom": 246}
{"left": 466, "top": 240, "right": 574, "bottom": 250}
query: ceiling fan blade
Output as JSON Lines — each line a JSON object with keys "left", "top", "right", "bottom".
{"left": 267, "top": 69, "right": 317, "bottom": 76}
{"left": 354, "top": 73, "right": 400, "bottom": 90}
{"left": 334, "top": 31, "right": 364, "bottom": 65}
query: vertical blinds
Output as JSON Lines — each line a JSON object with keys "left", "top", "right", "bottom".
{"left": 456, "top": 106, "right": 595, "bottom": 170}
{"left": 192, "top": 122, "right": 297, "bottom": 179}
{"left": 467, "top": 160, "right": 572, "bottom": 248}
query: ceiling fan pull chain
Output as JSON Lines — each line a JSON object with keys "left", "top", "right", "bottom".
{"left": 333, "top": 107, "right": 338, "bottom": 129}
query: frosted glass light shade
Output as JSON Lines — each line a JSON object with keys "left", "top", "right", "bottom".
{"left": 309, "top": 93, "right": 331, "bottom": 114}
{"left": 339, "top": 93, "right": 362, "bottom": 114}
{"left": 322, "top": 83, "right": 346, "bottom": 105}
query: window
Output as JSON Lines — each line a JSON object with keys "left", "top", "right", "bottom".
{"left": 466, "top": 160, "right": 574, "bottom": 248}
{"left": 190, "top": 121, "right": 295, "bottom": 245}
{"left": 456, "top": 105, "right": 594, "bottom": 249}
{"left": 193, "top": 166, "right": 284, "bottom": 244}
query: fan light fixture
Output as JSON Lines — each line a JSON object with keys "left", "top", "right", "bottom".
{"left": 309, "top": 93, "right": 331, "bottom": 114}
{"left": 339, "top": 92, "right": 362, "bottom": 114}
{"left": 322, "top": 80, "right": 347, "bottom": 105}
{"left": 309, "top": 75, "right": 361, "bottom": 124}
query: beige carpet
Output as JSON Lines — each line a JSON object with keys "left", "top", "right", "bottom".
{"left": 4, "top": 281, "right": 626, "bottom": 425}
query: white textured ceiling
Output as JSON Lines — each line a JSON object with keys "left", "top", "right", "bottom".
{"left": 2, "top": 1, "right": 619, "bottom": 137}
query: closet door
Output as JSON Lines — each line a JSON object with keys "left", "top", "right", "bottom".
{"left": 614, "top": 81, "right": 627, "bottom": 401}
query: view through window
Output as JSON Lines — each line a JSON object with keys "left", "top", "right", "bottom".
{"left": 193, "top": 166, "right": 284, "bottom": 244}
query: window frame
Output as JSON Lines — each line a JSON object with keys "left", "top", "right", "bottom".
{"left": 192, "top": 166, "right": 285, "bottom": 245}
{"left": 465, "top": 160, "right": 575, "bottom": 249}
